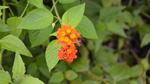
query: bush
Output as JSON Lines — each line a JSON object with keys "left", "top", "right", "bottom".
{"left": 0, "top": 0, "right": 150, "bottom": 84}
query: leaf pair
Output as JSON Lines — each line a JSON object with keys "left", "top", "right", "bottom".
{"left": 12, "top": 52, "right": 44, "bottom": 84}
{"left": 0, "top": 35, "right": 32, "bottom": 57}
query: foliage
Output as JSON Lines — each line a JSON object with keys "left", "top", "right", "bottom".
{"left": 0, "top": 0, "right": 150, "bottom": 84}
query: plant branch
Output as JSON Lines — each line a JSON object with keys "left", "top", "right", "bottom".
{"left": 50, "top": 0, "right": 58, "bottom": 12}
{"left": 2, "top": 0, "right": 6, "bottom": 22}
{"left": 52, "top": 0, "right": 61, "bottom": 23}
{"left": 146, "top": 49, "right": 150, "bottom": 59}
{"left": 141, "top": 12, "right": 150, "bottom": 20}
{"left": 131, "top": 50, "right": 141, "bottom": 62}
{"left": 0, "top": 49, "right": 4, "bottom": 70}
{"left": 20, "top": 2, "right": 29, "bottom": 17}
{"left": 8, "top": 6, "right": 14, "bottom": 16}
{"left": 0, "top": 51, "right": 2, "bottom": 65}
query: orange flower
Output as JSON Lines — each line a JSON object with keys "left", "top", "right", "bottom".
{"left": 56, "top": 25, "right": 80, "bottom": 64}
{"left": 57, "top": 25, "right": 80, "bottom": 46}
{"left": 57, "top": 45, "right": 77, "bottom": 64}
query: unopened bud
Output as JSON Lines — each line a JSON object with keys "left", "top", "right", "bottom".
{"left": 52, "top": 23, "right": 55, "bottom": 28}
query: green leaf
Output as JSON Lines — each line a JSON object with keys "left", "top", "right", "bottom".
{"left": 35, "top": 54, "right": 50, "bottom": 78}
{"left": 94, "top": 47, "right": 117, "bottom": 66}
{"left": 106, "top": 64, "right": 130, "bottom": 81}
{"left": 61, "top": 0, "right": 81, "bottom": 10}
{"left": 106, "top": 22, "right": 127, "bottom": 37}
{"left": 18, "top": 9, "right": 53, "bottom": 30}
{"left": 141, "top": 34, "right": 150, "bottom": 47}
{"left": 12, "top": 52, "right": 25, "bottom": 80}
{"left": 65, "top": 70, "right": 78, "bottom": 81}
{"left": 49, "top": 71, "right": 64, "bottom": 83}
{"left": 27, "top": 63, "right": 40, "bottom": 77}
{"left": 95, "top": 22, "right": 110, "bottom": 44}
{"left": 82, "top": 80, "right": 99, "bottom": 84}
{"left": 106, "top": 64, "right": 143, "bottom": 82}
{"left": 20, "top": 75, "right": 44, "bottom": 84}
{"left": 117, "top": 11, "right": 135, "bottom": 27}
{"left": 101, "top": 0, "right": 113, "bottom": 7}
{"left": 59, "top": 0, "right": 77, "bottom": 4}
{"left": 129, "top": 80, "right": 139, "bottom": 84}
{"left": 29, "top": 26, "right": 53, "bottom": 47}
{"left": 0, "top": 35, "right": 32, "bottom": 57}
{"left": 28, "top": 0, "right": 45, "bottom": 8}
{"left": 101, "top": 0, "right": 121, "bottom": 7}
{"left": 45, "top": 41, "right": 61, "bottom": 71}
{"left": 100, "top": 6, "right": 124, "bottom": 22}
{"left": 62, "top": 3, "right": 85, "bottom": 27}
{"left": 0, "top": 70, "right": 11, "bottom": 84}
{"left": 76, "top": 16, "right": 98, "bottom": 39}
{"left": 7, "top": 17, "right": 22, "bottom": 36}
{"left": 0, "top": 22, "right": 10, "bottom": 32}
{"left": 129, "top": 64, "right": 143, "bottom": 77}
{"left": 138, "top": 25, "right": 150, "bottom": 38}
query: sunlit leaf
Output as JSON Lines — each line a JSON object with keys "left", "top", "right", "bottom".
{"left": 45, "top": 41, "right": 61, "bottom": 71}
{"left": 20, "top": 75, "right": 44, "bottom": 84}
{"left": 62, "top": 3, "right": 85, "bottom": 27}
{"left": 0, "top": 70, "right": 11, "bottom": 84}
{"left": 0, "top": 35, "right": 32, "bottom": 57}
{"left": 18, "top": 9, "right": 53, "bottom": 30}
{"left": 77, "top": 16, "right": 98, "bottom": 39}
{"left": 12, "top": 52, "right": 25, "bottom": 79}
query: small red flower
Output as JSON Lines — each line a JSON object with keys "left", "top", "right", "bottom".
{"left": 56, "top": 25, "right": 80, "bottom": 64}
{"left": 57, "top": 45, "right": 77, "bottom": 64}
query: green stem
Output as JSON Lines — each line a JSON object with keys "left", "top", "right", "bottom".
{"left": 0, "top": 51, "right": 2, "bottom": 65}
{"left": 20, "top": 2, "right": 29, "bottom": 17}
{"left": 0, "top": 49, "right": 3, "bottom": 69}
{"left": 142, "top": 12, "right": 150, "bottom": 20}
{"left": 146, "top": 49, "right": 150, "bottom": 59}
{"left": 8, "top": 6, "right": 14, "bottom": 16}
{"left": 131, "top": 50, "right": 141, "bottom": 62}
{"left": 52, "top": 0, "right": 61, "bottom": 23}
{"left": 50, "top": 0, "right": 58, "bottom": 12}
{"left": 2, "top": 0, "right": 6, "bottom": 22}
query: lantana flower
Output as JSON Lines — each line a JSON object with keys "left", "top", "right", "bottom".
{"left": 56, "top": 25, "right": 80, "bottom": 64}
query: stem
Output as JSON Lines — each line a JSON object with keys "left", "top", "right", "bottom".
{"left": 50, "top": 0, "right": 58, "bottom": 12}
{"left": 5, "top": 2, "right": 14, "bottom": 16}
{"left": 20, "top": 2, "right": 29, "bottom": 17}
{"left": 7, "top": 2, "right": 16, "bottom": 6}
{"left": 141, "top": 12, "right": 150, "bottom": 20}
{"left": 8, "top": 6, "right": 14, "bottom": 16}
{"left": 0, "top": 51, "right": 2, "bottom": 65}
{"left": 52, "top": 0, "right": 61, "bottom": 23}
{"left": 146, "top": 49, "right": 150, "bottom": 59}
{"left": 131, "top": 50, "right": 141, "bottom": 62}
{"left": 0, "top": 49, "right": 3, "bottom": 69}
{"left": 54, "top": 19, "right": 58, "bottom": 24}
{"left": 2, "top": 0, "right": 6, "bottom": 22}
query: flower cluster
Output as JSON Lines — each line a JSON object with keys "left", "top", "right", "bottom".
{"left": 57, "top": 25, "right": 80, "bottom": 64}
